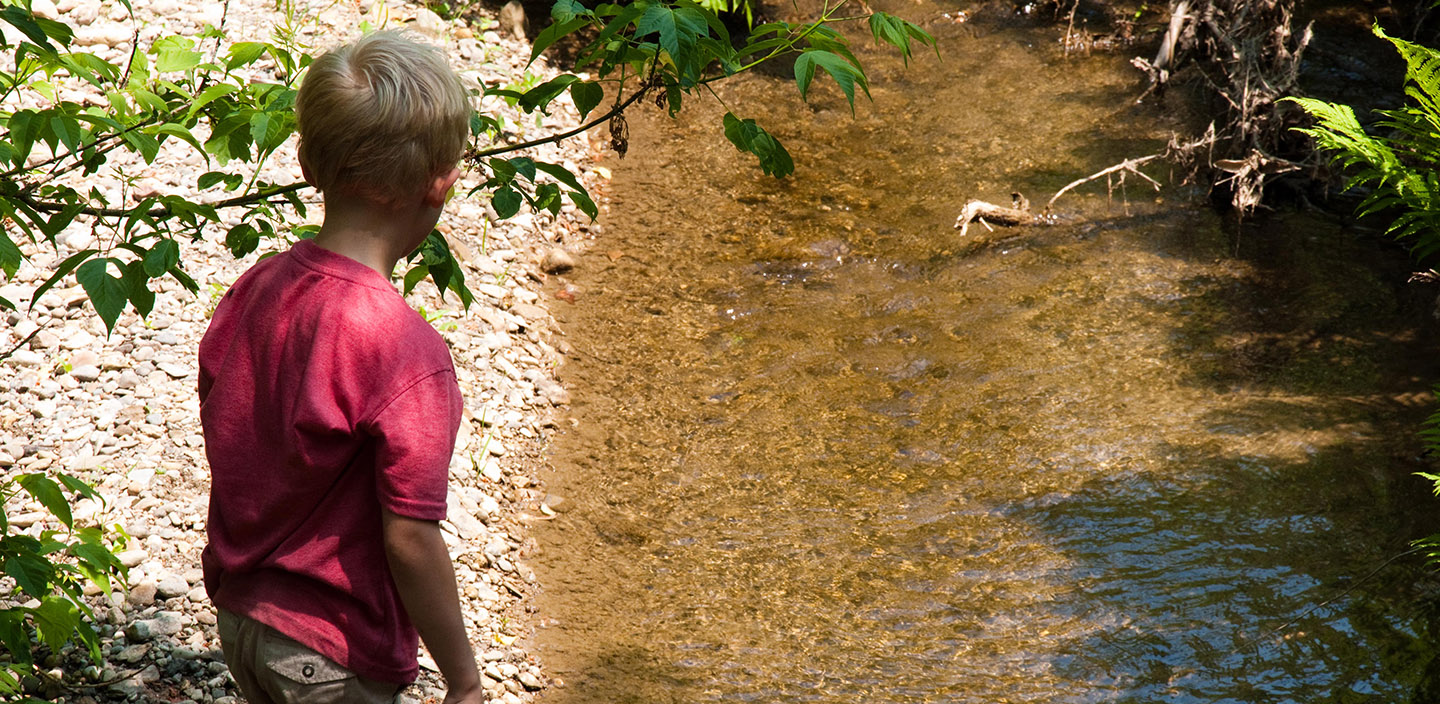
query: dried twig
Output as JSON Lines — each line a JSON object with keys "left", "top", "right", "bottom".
{"left": 1045, "top": 154, "right": 1162, "bottom": 211}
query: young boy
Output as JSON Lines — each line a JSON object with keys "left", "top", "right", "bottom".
{"left": 198, "top": 31, "right": 483, "bottom": 704}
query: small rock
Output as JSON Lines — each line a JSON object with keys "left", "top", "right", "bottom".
{"left": 518, "top": 672, "right": 543, "bottom": 691}
{"left": 157, "top": 362, "right": 191, "bottom": 379}
{"left": 540, "top": 248, "right": 575, "bottom": 274}
{"left": 127, "top": 579, "right": 158, "bottom": 607}
{"left": 10, "top": 372, "right": 37, "bottom": 392}
{"left": 156, "top": 573, "right": 189, "bottom": 599}
{"left": 6, "top": 349, "right": 44, "bottom": 366}
{"left": 117, "top": 549, "right": 149, "bottom": 568}
{"left": 410, "top": 7, "right": 446, "bottom": 37}
{"left": 61, "top": 330, "right": 95, "bottom": 350}
{"left": 536, "top": 380, "right": 570, "bottom": 406}
{"left": 115, "top": 644, "right": 150, "bottom": 663}
{"left": 70, "top": 365, "right": 101, "bottom": 382}
{"left": 127, "top": 611, "right": 185, "bottom": 640}
{"left": 32, "top": 330, "right": 60, "bottom": 349}
{"left": 70, "top": 349, "right": 100, "bottom": 367}
{"left": 543, "top": 494, "right": 573, "bottom": 513}
{"left": 510, "top": 303, "right": 547, "bottom": 322}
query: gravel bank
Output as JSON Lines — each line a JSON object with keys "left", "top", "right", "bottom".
{"left": 1, "top": 0, "right": 599, "bottom": 701}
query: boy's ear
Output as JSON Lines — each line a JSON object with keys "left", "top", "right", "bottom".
{"left": 423, "top": 168, "right": 462, "bottom": 209}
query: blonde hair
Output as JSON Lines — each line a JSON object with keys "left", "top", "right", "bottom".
{"left": 296, "top": 31, "right": 470, "bottom": 203}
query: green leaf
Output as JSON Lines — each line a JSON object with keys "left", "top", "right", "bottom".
{"left": 187, "top": 83, "right": 239, "bottom": 119}
{"left": 29, "top": 249, "right": 96, "bottom": 312}
{"left": 226, "top": 41, "right": 269, "bottom": 70}
{"left": 170, "top": 265, "right": 200, "bottom": 293}
{"left": 39, "top": 199, "right": 84, "bottom": 241}
{"left": 122, "top": 260, "right": 155, "bottom": 318}
{"left": 32, "top": 597, "right": 80, "bottom": 652}
{"left": 0, "top": 231, "right": 22, "bottom": 279}
{"left": 493, "top": 187, "right": 522, "bottom": 218}
{"left": 868, "top": 12, "right": 936, "bottom": 65}
{"left": 148, "top": 122, "right": 207, "bottom": 156}
{"left": 567, "top": 189, "right": 599, "bottom": 220}
{"left": 534, "top": 161, "right": 585, "bottom": 191}
{"left": 197, "top": 170, "right": 244, "bottom": 191}
{"left": 55, "top": 473, "right": 98, "bottom": 500}
{"left": 570, "top": 81, "right": 604, "bottom": 120}
{"left": 0, "top": 611, "right": 32, "bottom": 668}
{"left": 144, "top": 239, "right": 180, "bottom": 277}
{"left": 17, "top": 474, "right": 71, "bottom": 528}
{"left": 7, "top": 109, "right": 40, "bottom": 165}
{"left": 4, "top": 552, "right": 52, "bottom": 598}
{"left": 535, "top": 182, "right": 563, "bottom": 214}
{"left": 129, "top": 87, "right": 169, "bottom": 114}
{"left": 49, "top": 115, "right": 83, "bottom": 154}
{"left": 529, "top": 16, "right": 591, "bottom": 66}
{"left": 793, "top": 49, "right": 869, "bottom": 112}
{"left": 75, "top": 258, "right": 128, "bottom": 332}
{"left": 509, "top": 157, "right": 538, "bottom": 182}
{"left": 722, "top": 112, "right": 794, "bottom": 178}
{"left": 636, "top": 3, "right": 709, "bottom": 61}
{"left": 225, "top": 223, "right": 260, "bottom": 257}
{"left": 122, "top": 129, "right": 161, "bottom": 162}
{"left": 551, "top": 0, "right": 590, "bottom": 21}
{"left": 402, "top": 264, "right": 429, "bottom": 294}
{"left": 0, "top": 6, "right": 64, "bottom": 54}
{"left": 153, "top": 35, "right": 202, "bottom": 72}
{"left": 518, "top": 75, "right": 578, "bottom": 115}
{"left": 487, "top": 158, "right": 518, "bottom": 184}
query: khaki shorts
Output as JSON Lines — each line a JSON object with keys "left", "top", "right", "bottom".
{"left": 217, "top": 609, "right": 403, "bottom": 704}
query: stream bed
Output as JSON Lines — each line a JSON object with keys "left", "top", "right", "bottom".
{"left": 529, "top": 3, "right": 1440, "bottom": 701}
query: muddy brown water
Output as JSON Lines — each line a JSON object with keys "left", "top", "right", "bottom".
{"left": 529, "top": 4, "right": 1440, "bottom": 702}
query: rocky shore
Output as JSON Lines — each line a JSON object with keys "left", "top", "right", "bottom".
{"left": 1, "top": 0, "right": 598, "bottom": 701}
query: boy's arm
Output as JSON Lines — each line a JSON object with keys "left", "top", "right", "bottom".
{"left": 382, "top": 508, "right": 484, "bottom": 704}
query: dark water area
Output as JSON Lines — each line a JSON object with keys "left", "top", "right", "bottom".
{"left": 529, "top": 3, "right": 1440, "bottom": 702}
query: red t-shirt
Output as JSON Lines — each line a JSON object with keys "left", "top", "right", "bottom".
{"left": 198, "top": 239, "right": 461, "bottom": 684}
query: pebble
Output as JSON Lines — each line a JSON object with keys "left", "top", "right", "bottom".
{"left": 124, "top": 611, "right": 183, "bottom": 641}
{"left": 157, "top": 362, "right": 191, "bottom": 379}
{"left": 127, "top": 580, "right": 158, "bottom": 607}
{"left": 6, "top": 349, "right": 44, "bottom": 366}
{"left": 540, "top": 248, "right": 576, "bottom": 274}
{"left": 156, "top": 573, "right": 190, "bottom": 599}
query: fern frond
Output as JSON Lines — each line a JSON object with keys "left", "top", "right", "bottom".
{"left": 1378, "top": 23, "right": 1440, "bottom": 117}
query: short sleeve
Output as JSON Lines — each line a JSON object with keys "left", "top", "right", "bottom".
{"left": 367, "top": 368, "right": 462, "bottom": 520}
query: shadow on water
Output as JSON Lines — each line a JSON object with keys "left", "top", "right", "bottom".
{"left": 529, "top": 1, "right": 1440, "bottom": 701}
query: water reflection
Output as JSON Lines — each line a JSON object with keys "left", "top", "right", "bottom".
{"left": 530, "top": 2, "right": 1439, "bottom": 702}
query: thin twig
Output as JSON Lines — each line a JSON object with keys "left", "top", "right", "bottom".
{"left": 1045, "top": 154, "right": 1162, "bottom": 211}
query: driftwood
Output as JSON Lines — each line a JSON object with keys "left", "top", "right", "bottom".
{"left": 953, "top": 193, "right": 1036, "bottom": 237}
{"left": 954, "top": 132, "right": 1228, "bottom": 239}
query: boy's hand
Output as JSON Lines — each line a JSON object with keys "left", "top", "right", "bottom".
{"left": 381, "top": 509, "right": 483, "bottom": 701}
{"left": 442, "top": 682, "right": 485, "bottom": 704}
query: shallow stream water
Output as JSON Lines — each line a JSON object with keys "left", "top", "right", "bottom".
{"left": 529, "top": 3, "right": 1440, "bottom": 701}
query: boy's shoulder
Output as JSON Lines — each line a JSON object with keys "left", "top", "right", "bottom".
{"left": 220, "top": 241, "right": 452, "bottom": 371}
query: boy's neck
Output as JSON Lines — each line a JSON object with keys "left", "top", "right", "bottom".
{"left": 311, "top": 192, "right": 440, "bottom": 278}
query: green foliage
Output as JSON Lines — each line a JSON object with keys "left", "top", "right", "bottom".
{"left": 513, "top": 0, "right": 933, "bottom": 173}
{"left": 1288, "top": 24, "right": 1440, "bottom": 260}
{"left": 0, "top": 470, "right": 128, "bottom": 697}
{"left": 1292, "top": 28, "right": 1440, "bottom": 571}
{"left": 1, "top": 0, "right": 934, "bottom": 329}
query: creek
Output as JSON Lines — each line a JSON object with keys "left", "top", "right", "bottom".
{"left": 529, "top": 2, "right": 1440, "bottom": 701}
